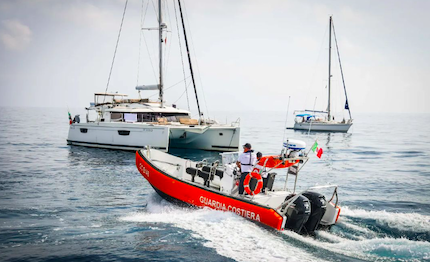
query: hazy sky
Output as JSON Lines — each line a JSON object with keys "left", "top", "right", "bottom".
{"left": 0, "top": 0, "right": 429, "bottom": 117}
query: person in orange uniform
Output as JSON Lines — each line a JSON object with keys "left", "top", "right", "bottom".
{"left": 236, "top": 143, "right": 256, "bottom": 195}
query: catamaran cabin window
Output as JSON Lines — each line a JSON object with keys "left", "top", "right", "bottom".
{"left": 138, "top": 113, "right": 156, "bottom": 122}
{"left": 111, "top": 113, "right": 123, "bottom": 121}
{"left": 124, "top": 113, "right": 137, "bottom": 122}
{"left": 160, "top": 113, "right": 190, "bottom": 122}
{"left": 110, "top": 112, "right": 190, "bottom": 122}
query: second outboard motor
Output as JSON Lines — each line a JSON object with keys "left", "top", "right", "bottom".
{"left": 302, "top": 191, "right": 327, "bottom": 235}
{"left": 73, "top": 115, "right": 80, "bottom": 123}
{"left": 284, "top": 194, "right": 311, "bottom": 233}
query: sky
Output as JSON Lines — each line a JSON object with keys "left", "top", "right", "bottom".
{"left": 0, "top": 0, "right": 429, "bottom": 117}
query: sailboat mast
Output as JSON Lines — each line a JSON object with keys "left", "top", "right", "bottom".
{"left": 327, "top": 16, "right": 332, "bottom": 121}
{"left": 159, "top": 0, "right": 164, "bottom": 107}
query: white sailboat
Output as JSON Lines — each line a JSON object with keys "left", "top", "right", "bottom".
{"left": 293, "top": 16, "right": 353, "bottom": 133}
{"left": 67, "top": 0, "right": 240, "bottom": 152}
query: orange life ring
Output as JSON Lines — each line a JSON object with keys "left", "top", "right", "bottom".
{"left": 243, "top": 172, "right": 263, "bottom": 195}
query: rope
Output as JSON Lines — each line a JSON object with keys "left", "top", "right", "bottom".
{"left": 282, "top": 96, "right": 291, "bottom": 143}
{"left": 151, "top": 0, "right": 158, "bottom": 22}
{"left": 147, "top": 75, "right": 191, "bottom": 98}
{"left": 307, "top": 97, "right": 317, "bottom": 136}
{"left": 303, "top": 23, "right": 329, "bottom": 109}
{"left": 332, "top": 19, "right": 352, "bottom": 119}
{"left": 164, "top": 0, "right": 173, "bottom": 77}
{"left": 142, "top": 31, "right": 158, "bottom": 83}
{"left": 173, "top": 0, "right": 190, "bottom": 111}
{"left": 181, "top": 1, "right": 209, "bottom": 118}
{"left": 103, "top": 0, "right": 128, "bottom": 103}
{"left": 173, "top": 81, "right": 192, "bottom": 103}
{"left": 136, "top": 0, "right": 150, "bottom": 87}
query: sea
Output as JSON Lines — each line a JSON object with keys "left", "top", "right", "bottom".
{"left": 0, "top": 107, "right": 429, "bottom": 262}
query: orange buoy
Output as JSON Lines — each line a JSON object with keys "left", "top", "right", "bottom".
{"left": 243, "top": 172, "right": 263, "bottom": 195}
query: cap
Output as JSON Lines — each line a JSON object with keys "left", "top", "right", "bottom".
{"left": 243, "top": 143, "right": 251, "bottom": 149}
{"left": 256, "top": 152, "right": 262, "bottom": 158}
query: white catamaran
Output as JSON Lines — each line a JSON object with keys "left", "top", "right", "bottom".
{"left": 67, "top": 0, "right": 240, "bottom": 152}
{"left": 293, "top": 16, "right": 353, "bottom": 133}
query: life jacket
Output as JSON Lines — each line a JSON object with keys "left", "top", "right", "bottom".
{"left": 240, "top": 150, "right": 254, "bottom": 166}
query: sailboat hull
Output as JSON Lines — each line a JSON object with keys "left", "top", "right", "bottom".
{"left": 293, "top": 122, "right": 352, "bottom": 132}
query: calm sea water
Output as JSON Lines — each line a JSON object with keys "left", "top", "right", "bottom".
{"left": 0, "top": 107, "right": 429, "bottom": 262}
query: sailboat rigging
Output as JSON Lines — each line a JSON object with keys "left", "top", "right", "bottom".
{"left": 293, "top": 16, "right": 353, "bottom": 133}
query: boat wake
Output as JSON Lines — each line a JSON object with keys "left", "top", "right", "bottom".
{"left": 120, "top": 194, "right": 430, "bottom": 262}
{"left": 120, "top": 193, "right": 323, "bottom": 262}
{"left": 281, "top": 206, "right": 430, "bottom": 261}
{"left": 341, "top": 207, "right": 430, "bottom": 236}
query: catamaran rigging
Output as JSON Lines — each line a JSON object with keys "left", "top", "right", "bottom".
{"left": 67, "top": 0, "right": 240, "bottom": 152}
{"left": 177, "top": 0, "right": 201, "bottom": 118}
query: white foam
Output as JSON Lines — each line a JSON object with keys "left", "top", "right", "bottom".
{"left": 341, "top": 206, "right": 430, "bottom": 233}
{"left": 337, "top": 217, "right": 379, "bottom": 240}
{"left": 316, "top": 230, "right": 346, "bottom": 243}
{"left": 339, "top": 217, "right": 375, "bottom": 234}
{"left": 283, "top": 230, "right": 430, "bottom": 261}
{"left": 120, "top": 195, "right": 430, "bottom": 261}
{"left": 120, "top": 194, "right": 323, "bottom": 262}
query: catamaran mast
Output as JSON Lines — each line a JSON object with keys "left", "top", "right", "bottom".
{"left": 177, "top": 0, "right": 201, "bottom": 118}
{"left": 327, "top": 16, "right": 332, "bottom": 121}
{"left": 159, "top": 0, "right": 164, "bottom": 107}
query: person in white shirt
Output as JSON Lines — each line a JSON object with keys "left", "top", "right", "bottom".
{"left": 236, "top": 143, "right": 257, "bottom": 195}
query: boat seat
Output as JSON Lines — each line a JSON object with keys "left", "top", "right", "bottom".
{"left": 266, "top": 173, "right": 277, "bottom": 191}
{"left": 202, "top": 166, "right": 224, "bottom": 179}
{"left": 186, "top": 167, "right": 210, "bottom": 186}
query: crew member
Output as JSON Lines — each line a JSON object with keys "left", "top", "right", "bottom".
{"left": 236, "top": 143, "right": 256, "bottom": 195}
{"left": 255, "top": 152, "right": 269, "bottom": 193}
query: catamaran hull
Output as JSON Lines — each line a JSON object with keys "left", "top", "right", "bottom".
{"left": 67, "top": 123, "right": 170, "bottom": 151}
{"left": 169, "top": 126, "right": 240, "bottom": 151}
{"left": 67, "top": 123, "right": 240, "bottom": 152}
{"left": 135, "top": 151, "right": 285, "bottom": 230}
{"left": 293, "top": 122, "right": 352, "bottom": 132}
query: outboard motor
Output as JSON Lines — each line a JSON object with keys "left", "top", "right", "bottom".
{"left": 283, "top": 194, "right": 311, "bottom": 233}
{"left": 283, "top": 139, "right": 306, "bottom": 162}
{"left": 301, "top": 191, "right": 327, "bottom": 235}
{"left": 73, "top": 115, "right": 80, "bottom": 123}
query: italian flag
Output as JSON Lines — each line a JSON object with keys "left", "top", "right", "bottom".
{"left": 311, "top": 141, "right": 323, "bottom": 158}
{"left": 68, "top": 111, "right": 72, "bottom": 125}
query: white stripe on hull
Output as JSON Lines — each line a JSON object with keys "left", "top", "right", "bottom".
{"left": 66, "top": 141, "right": 158, "bottom": 151}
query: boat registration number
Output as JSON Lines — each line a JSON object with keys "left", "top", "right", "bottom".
{"left": 138, "top": 163, "right": 150, "bottom": 177}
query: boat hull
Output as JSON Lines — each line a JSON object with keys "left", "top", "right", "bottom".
{"left": 135, "top": 150, "right": 285, "bottom": 230}
{"left": 67, "top": 122, "right": 240, "bottom": 152}
{"left": 169, "top": 126, "right": 240, "bottom": 151}
{"left": 293, "top": 122, "right": 352, "bottom": 132}
{"left": 67, "top": 123, "right": 170, "bottom": 151}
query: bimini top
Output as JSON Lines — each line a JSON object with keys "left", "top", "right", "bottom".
{"left": 94, "top": 92, "right": 128, "bottom": 97}
{"left": 296, "top": 113, "right": 315, "bottom": 117}
{"left": 106, "top": 104, "right": 190, "bottom": 114}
